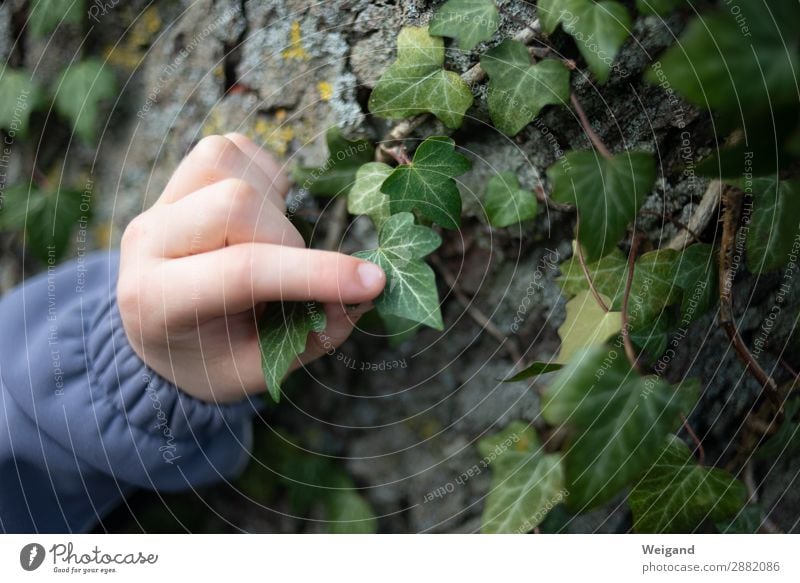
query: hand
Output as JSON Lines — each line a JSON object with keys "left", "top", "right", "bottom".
{"left": 117, "top": 133, "right": 386, "bottom": 402}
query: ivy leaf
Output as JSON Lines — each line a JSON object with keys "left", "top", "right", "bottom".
{"left": 744, "top": 178, "right": 800, "bottom": 274}
{"left": 381, "top": 136, "right": 471, "bottom": 229}
{"left": 293, "top": 128, "right": 375, "bottom": 197}
{"left": 354, "top": 212, "right": 443, "bottom": 330}
{"left": 502, "top": 362, "right": 563, "bottom": 382}
{"left": 539, "top": 0, "right": 632, "bottom": 83}
{"left": 542, "top": 347, "right": 697, "bottom": 510}
{"left": 29, "top": 0, "right": 85, "bottom": 37}
{"left": 628, "top": 311, "right": 671, "bottom": 361}
{"left": 0, "top": 70, "right": 42, "bottom": 135}
{"left": 646, "top": 1, "right": 800, "bottom": 113}
{"left": 537, "top": 0, "right": 566, "bottom": 34}
{"left": 429, "top": 0, "right": 500, "bottom": 51}
{"left": 54, "top": 59, "right": 116, "bottom": 143}
{"left": 629, "top": 436, "right": 747, "bottom": 533}
{"left": 716, "top": 505, "right": 763, "bottom": 534}
{"left": 347, "top": 162, "right": 392, "bottom": 228}
{"left": 557, "top": 290, "right": 621, "bottom": 364}
{"left": 547, "top": 150, "right": 656, "bottom": 261}
{"left": 258, "top": 301, "right": 327, "bottom": 402}
{"left": 755, "top": 398, "right": 800, "bottom": 460}
{"left": 325, "top": 476, "right": 378, "bottom": 534}
{"left": 557, "top": 247, "right": 627, "bottom": 306}
{"left": 368, "top": 26, "right": 474, "bottom": 129}
{"left": 671, "top": 243, "right": 717, "bottom": 322}
{"left": 484, "top": 171, "right": 538, "bottom": 227}
{"left": 0, "top": 183, "right": 89, "bottom": 263}
{"left": 479, "top": 421, "right": 565, "bottom": 534}
{"left": 627, "top": 248, "right": 680, "bottom": 328}
{"left": 480, "top": 39, "right": 570, "bottom": 135}
{"left": 635, "top": 0, "right": 682, "bottom": 16}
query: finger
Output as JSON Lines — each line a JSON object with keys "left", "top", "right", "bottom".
{"left": 146, "top": 178, "right": 304, "bottom": 257}
{"left": 224, "top": 132, "right": 290, "bottom": 197}
{"left": 294, "top": 302, "right": 373, "bottom": 368}
{"left": 228, "top": 303, "right": 373, "bottom": 398}
{"left": 158, "top": 135, "right": 286, "bottom": 211}
{"left": 158, "top": 244, "right": 386, "bottom": 323}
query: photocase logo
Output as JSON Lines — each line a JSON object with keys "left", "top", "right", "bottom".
{"left": 19, "top": 543, "right": 46, "bottom": 571}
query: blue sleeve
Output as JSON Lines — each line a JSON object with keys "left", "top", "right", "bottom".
{"left": 0, "top": 250, "right": 262, "bottom": 533}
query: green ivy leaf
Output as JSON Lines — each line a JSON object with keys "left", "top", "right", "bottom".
{"left": 539, "top": 0, "right": 632, "bottom": 83}
{"left": 547, "top": 150, "right": 656, "bottom": 261}
{"left": 646, "top": 1, "right": 800, "bottom": 113}
{"left": 480, "top": 39, "right": 570, "bottom": 135}
{"left": 501, "top": 362, "right": 564, "bottom": 382}
{"left": 557, "top": 247, "right": 627, "bottom": 306}
{"left": 542, "top": 347, "right": 697, "bottom": 510}
{"left": 755, "top": 398, "right": 800, "bottom": 460}
{"left": 29, "top": 0, "right": 85, "bottom": 37}
{"left": 354, "top": 212, "right": 443, "bottom": 330}
{"left": 325, "top": 476, "right": 378, "bottom": 534}
{"left": 0, "top": 70, "right": 42, "bottom": 135}
{"left": 429, "top": 0, "right": 500, "bottom": 51}
{"left": 629, "top": 436, "right": 747, "bottom": 533}
{"left": 557, "top": 290, "right": 621, "bottom": 363}
{"left": 0, "top": 183, "right": 89, "bottom": 263}
{"left": 55, "top": 59, "right": 116, "bottom": 143}
{"left": 381, "top": 136, "right": 471, "bottom": 229}
{"left": 537, "top": 0, "right": 565, "bottom": 34}
{"left": 347, "top": 162, "right": 392, "bottom": 228}
{"left": 627, "top": 248, "right": 680, "bottom": 328}
{"left": 671, "top": 243, "right": 717, "bottom": 322}
{"left": 484, "top": 171, "right": 538, "bottom": 227}
{"left": 293, "top": 128, "right": 375, "bottom": 197}
{"left": 716, "top": 505, "right": 763, "bottom": 534}
{"left": 479, "top": 421, "right": 565, "bottom": 533}
{"left": 635, "top": 0, "right": 682, "bottom": 17}
{"left": 628, "top": 311, "right": 671, "bottom": 361}
{"left": 368, "top": 26, "right": 474, "bottom": 129}
{"left": 743, "top": 178, "right": 800, "bottom": 273}
{"left": 258, "top": 301, "right": 327, "bottom": 402}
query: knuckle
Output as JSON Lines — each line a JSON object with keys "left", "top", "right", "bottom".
{"left": 219, "top": 178, "right": 258, "bottom": 213}
{"left": 120, "top": 213, "right": 150, "bottom": 253}
{"left": 193, "top": 135, "right": 239, "bottom": 170}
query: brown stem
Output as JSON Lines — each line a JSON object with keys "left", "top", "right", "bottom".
{"left": 639, "top": 209, "right": 703, "bottom": 243}
{"left": 534, "top": 183, "right": 574, "bottom": 213}
{"left": 570, "top": 93, "right": 612, "bottom": 160}
{"left": 718, "top": 186, "right": 780, "bottom": 403}
{"left": 680, "top": 413, "right": 706, "bottom": 466}
{"left": 575, "top": 224, "right": 610, "bottom": 313}
{"left": 621, "top": 232, "right": 643, "bottom": 372}
{"left": 375, "top": 24, "right": 540, "bottom": 161}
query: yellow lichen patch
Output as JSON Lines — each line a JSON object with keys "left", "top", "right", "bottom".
{"left": 103, "top": 6, "right": 162, "bottom": 71}
{"left": 282, "top": 21, "right": 310, "bottom": 61}
{"left": 201, "top": 107, "right": 226, "bottom": 137}
{"left": 103, "top": 43, "right": 142, "bottom": 71}
{"left": 213, "top": 64, "right": 225, "bottom": 82}
{"left": 252, "top": 117, "right": 295, "bottom": 156}
{"left": 317, "top": 81, "right": 333, "bottom": 101}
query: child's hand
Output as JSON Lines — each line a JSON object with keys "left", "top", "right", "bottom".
{"left": 117, "top": 134, "right": 386, "bottom": 402}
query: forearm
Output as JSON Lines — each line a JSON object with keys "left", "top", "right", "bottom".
{"left": 0, "top": 251, "right": 259, "bottom": 533}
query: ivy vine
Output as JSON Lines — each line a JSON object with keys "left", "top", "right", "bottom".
{"left": 258, "top": 0, "right": 800, "bottom": 534}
